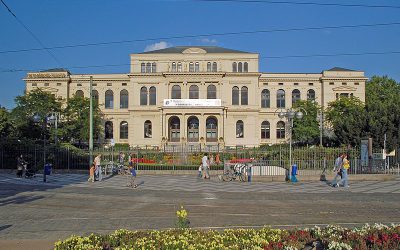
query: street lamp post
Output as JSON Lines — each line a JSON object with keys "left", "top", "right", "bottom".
{"left": 33, "top": 112, "right": 59, "bottom": 182}
{"left": 277, "top": 108, "right": 304, "bottom": 182}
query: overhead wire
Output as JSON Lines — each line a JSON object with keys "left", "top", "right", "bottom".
{"left": 189, "top": 0, "right": 400, "bottom": 9}
{"left": 1, "top": 21, "right": 400, "bottom": 54}
{"left": 2, "top": 50, "right": 400, "bottom": 73}
{"left": 0, "top": 0, "right": 62, "bottom": 66}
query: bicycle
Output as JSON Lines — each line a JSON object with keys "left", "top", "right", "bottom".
{"left": 221, "top": 163, "right": 248, "bottom": 182}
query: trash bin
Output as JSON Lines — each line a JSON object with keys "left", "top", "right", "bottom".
{"left": 291, "top": 164, "right": 298, "bottom": 183}
{"left": 44, "top": 163, "right": 52, "bottom": 175}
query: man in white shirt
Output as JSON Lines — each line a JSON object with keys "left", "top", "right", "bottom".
{"left": 201, "top": 153, "right": 210, "bottom": 179}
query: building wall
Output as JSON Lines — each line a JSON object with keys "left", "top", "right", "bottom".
{"left": 23, "top": 48, "right": 367, "bottom": 147}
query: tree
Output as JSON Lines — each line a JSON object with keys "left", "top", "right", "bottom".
{"left": 365, "top": 76, "right": 400, "bottom": 151}
{"left": 11, "top": 89, "right": 61, "bottom": 140}
{"left": 292, "top": 100, "right": 321, "bottom": 144}
{"left": 0, "top": 106, "right": 14, "bottom": 139}
{"left": 61, "top": 95, "right": 103, "bottom": 144}
{"left": 325, "top": 96, "right": 368, "bottom": 147}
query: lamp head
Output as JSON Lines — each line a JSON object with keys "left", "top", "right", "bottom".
{"left": 278, "top": 111, "right": 286, "bottom": 119}
{"left": 288, "top": 110, "right": 296, "bottom": 119}
{"left": 47, "top": 114, "right": 56, "bottom": 124}
{"left": 296, "top": 111, "right": 304, "bottom": 119}
{"left": 32, "top": 114, "right": 41, "bottom": 123}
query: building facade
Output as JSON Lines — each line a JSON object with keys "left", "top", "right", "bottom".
{"left": 24, "top": 46, "right": 367, "bottom": 147}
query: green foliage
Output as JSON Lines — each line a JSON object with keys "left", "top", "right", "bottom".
{"left": 325, "top": 96, "right": 368, "bottom": 147}
{"left": 11, "top": 89, "right": 61, "bottom": 140}
{"left": 0, "top": 106, "right": 14, "bottom": 139}
{"left": 292, "top": 100, "right": 321, "bottom": 144}
{"left": 365, "top": 76, "right": 400, "bottom": 151}
{"left": 61, "top": 95, "right": 103, "bottom": 143}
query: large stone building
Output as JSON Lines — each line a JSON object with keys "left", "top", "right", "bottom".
{"left": 24, "top": 46, "right": 367, "bottom": 148}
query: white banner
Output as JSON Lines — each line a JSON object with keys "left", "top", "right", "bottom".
{"left": 163, "top": 99, "right": 221, "bottom": 107}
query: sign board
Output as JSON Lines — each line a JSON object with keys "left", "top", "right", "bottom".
{"left": 163, "top": 99, "right": 221, "bottom": 107}
{"left": 360, "top": 139, "right": 369, "bottom": 166}
{"left": 110, "top": 139, "right": 115, "bottom": 147}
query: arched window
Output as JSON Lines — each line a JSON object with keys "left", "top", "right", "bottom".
{"left": 206, "top": 117, "right": 218, "bottom": 142}
{"left": 105, "top": 90, "right": 114, "bottom": 109}
{"left": 195, "top": 62, "right": 199, "bottom": 72}
{"left": 241, "top": 86, "right": 248, "bottom": 105}
{"left": 277, "top": 89, "right": 285, "bottom": 108}
{"left": 171, "top": 85, "right": 181, "bottom": 99}
{"left": 189, "top": 62, "right": 194, "bottom": 72}
{"left": 120, "top": 121, "right": 128, "bottom": 139}
{"left": 140, "top": 87, "right": 148, "bottom": 105}
{"left": 307, "top": 89, "right": 316, "bottom": 101}
{"left": 261, "top": 121, "right": 270, "bottom": 139}
{"left": 207, "top": 84, "right": 217, "bottom": 99}
{"left": 146, "top": 62, "right": 151, "bottom": 73}
{"left": 151, "top": 62, "right": 156, "bottom": 73}
{"left": 261, "top": 89, "right": 270, "bottom": 108}
{"left": 236, "top": 120, "right": 244, "bottom": 138}
{"left": 187, "top": 116, "right": 199, "bottom": 142}
{"left": 244, "top": 62, "right": 248, "bottom": 72}
{"left": 149, "top": 86, "right": 156, "bottom": 105}
{"left": 141, "top": 63, "right": 145, "bottom": 73}
{"left": 232, "top": 86, "right": 239, "bottom": 105}
{"left": 172, "top": 62, "right": 176, "bottom": 72}
{"left": 105, "top": 121, "right": 113, "bottom": 139}
{"left": 177, "top": 62, "right": 182, "bottom": 72}
{"left": 169, "top": 116, "right": 180, "bottom": 142}
{"left": 207, "top": 62, "right": 211, "bottom": 72}
{"left": 75, "top": 90, "right": 84, "bottom": 98}
{"left": 277, "top": 121, "right": 285, "bottom": 139}
{"left": 212, "top": 62, "right": 217, "bottom": 72}
{"left": 120, "top": 89, "right": 129, "bottom": 109}
{"left": 144, "top": 120, "right": 152, "bottom": 138}
{"left": 238, "top": 62, "right": 243, "bottom": 73}
{"left": 292, "top": 89, "right": 301, "bottom": 106}
{"left": 92, "top": 90, "right": 99, "bottom": 105}
{"left": 189, "top": 85, "right": 199, "bottom": 99}
{"left": 232, "top": 62, "right": 237, "bottom": 72}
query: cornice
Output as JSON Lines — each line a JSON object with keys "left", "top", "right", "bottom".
{"left": 162, "top": 72, "right": 226, "bottom": 77}
{"left": 321, "top": 77, "right": 368, "bottom": 81}
{"left": 260, "top": 77, "right": 321, "bottom": 82}
{"left": 225, "top": 72, "right": 261, "bottom": 77}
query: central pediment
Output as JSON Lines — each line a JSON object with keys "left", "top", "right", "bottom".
{"left": 182, "top": 48, "right": 207, "bottom": 54}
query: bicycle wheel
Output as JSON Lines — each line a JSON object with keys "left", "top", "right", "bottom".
{"left": 222, "top": 174, "right": 233, "bottom": 181}
{"left": 239, "top": 165, "right": 248, "bottom": 182}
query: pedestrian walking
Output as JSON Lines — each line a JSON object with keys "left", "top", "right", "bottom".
{"left": 94, "top": 154, "right": 102, "bottom": 181}
{"left": 331, "top": 153, "right": 343, "bottom": 186}
{"left": 16, "top": 155, "right": 25, "bottom": 178}
{"left": 128, "top": 165, "right": 138, "bottom": 188}
{"left": 88, "top": 163, "right": 95, "bottom": 182}
{"left": 337, "top": 154, "right": 350, "bottom": 188}
{"left": 201, "top": 153, "right": 210, "bottom": 179}
{"left": 198, "top": 164, "right": 202, "bottom": 178}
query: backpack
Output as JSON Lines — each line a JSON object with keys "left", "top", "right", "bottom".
{"left": 343, "top": 160, "right": 350, "bottom": 170}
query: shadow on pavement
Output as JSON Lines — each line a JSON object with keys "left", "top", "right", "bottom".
{"left": 0, "top": 225, "right": 12, "bottom": 232}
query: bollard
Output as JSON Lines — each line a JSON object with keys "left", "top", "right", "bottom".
{"left": 247, "top": 165, "right": 252, "bottom": 182}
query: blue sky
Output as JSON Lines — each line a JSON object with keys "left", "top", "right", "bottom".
{"left": 1, "top": 0, "right": 399, "bottom": 109}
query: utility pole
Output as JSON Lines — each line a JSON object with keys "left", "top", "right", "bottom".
{"left": 89, "top": 76, "right": 93, "bottom": 165}
{"left": 320, "top": 110, "right": 324, "bottom": 147}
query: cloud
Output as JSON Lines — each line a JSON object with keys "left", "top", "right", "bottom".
{"left": 144, "top": 41, "right": 171, "bottom": 52}
{"left": 199, "top": 38, "right": 218, "bottom": 44}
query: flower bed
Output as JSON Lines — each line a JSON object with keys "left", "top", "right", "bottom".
{"left": 54, "top": 223, "right": 400, "bottom": 250}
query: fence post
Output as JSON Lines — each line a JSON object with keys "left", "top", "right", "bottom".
{"left": 67, "top": 146, "right": 70, "bottom": 172}
{"left": 34, "top": 144, "right": 37, "bottom": 170}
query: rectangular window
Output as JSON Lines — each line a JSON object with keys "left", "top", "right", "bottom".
{"left": 329, "top": 82, "right": 334, "bottom": 85}
{"left": 92, "top": 83, "right": 97, "bottom": 86}
{"left": 57, "top": 83, "right": 61, "bottom": 86}
{"left": 342, "top": 82, "right": 347, "bottom": 85}
{"left": 44, "top": 83, "right": 49, "bottom": 86}
{"left": 309, "top": 83, "right": 314, "bottom": 86}
{"left": 122, "top": 83, "right": 127, "bottom": 86}
{"left": 354, "top": 82, "right": 359, "bottom": 85}
{"left": 32, "top": 83, "right": 37, "bottom": 86}
{"left": 278, "top": 83, "right": 283, "bottom": 85}
{"left": 107, "top": 83, "right": 112, "bottom": 86}
{"left": 294, "top": 83, "right": 299, "bottom": 86}
{"left": 77, "top": 83, "right": 82, "bottom": 86}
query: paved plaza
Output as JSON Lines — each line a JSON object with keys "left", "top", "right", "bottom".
{"left": 1, "top": 173, "right": 400, "bottom": 249}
